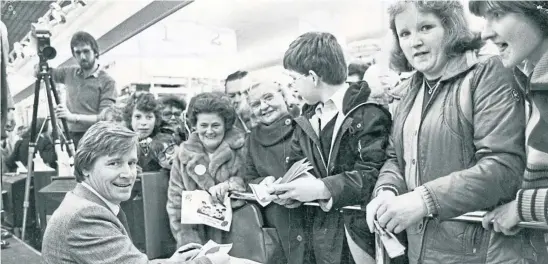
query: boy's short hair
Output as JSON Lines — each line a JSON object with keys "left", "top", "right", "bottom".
{"left": 99, "top": 105, "right": 125, "bottom": 123}
{"left": 283, "top": 32, "right": 347, "bottom": 86}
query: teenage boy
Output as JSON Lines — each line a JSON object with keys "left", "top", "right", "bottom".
{"left": 267, "top": 32, "right": 392, "bottom": 264}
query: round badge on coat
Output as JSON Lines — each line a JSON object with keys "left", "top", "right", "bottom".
{"left": 194, "top": 164, "right": 207, "bottom": 175}
{"left": 285, "top": 119, "right": 291, "bottom": 126}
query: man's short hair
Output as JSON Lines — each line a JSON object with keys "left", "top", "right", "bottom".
{"left": 348, "top": 63, "right": 370, "bottom": 80}
{"left": 224, "top": 70, "right": 248, "bottom": 88}
{"left": 70, "top": 31, "right": 99, "bottom": 58}
{"left": 74, "top": 122, "right": 138, "bottom": 182}
{"left": 283, "top": 32, "right": 347, "bottom": 85}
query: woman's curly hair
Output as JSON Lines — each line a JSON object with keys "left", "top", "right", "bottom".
{"left": 186, "top": 92, "right": 237, "bottom": 131}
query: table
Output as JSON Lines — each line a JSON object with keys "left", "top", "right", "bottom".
{"left": 0, "top": 235, "right": 41, "bottom": 264}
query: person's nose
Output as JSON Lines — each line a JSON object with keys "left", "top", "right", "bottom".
{"left": 119, "top": 163, "right": 133, "bottom": 178}
{"left": 481, "top": 22, "right": 496, "bottom": 41}
{"left": 259, "top": 100, "right": 269, "bottom": 110}
{"left": 411, "top": 34, "right": 424, "bottom": 49}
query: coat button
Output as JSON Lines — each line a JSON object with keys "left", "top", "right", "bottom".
{"left": 285, "top": 119, "right": 291, "bottom": 125}
{"left": 418, "top": 222, "right": 423, "bottom": 230}
{"left": 357, "top": 123, "right": 362, "bottom": 128}
{"left": 411, "top": 159, "right": 416, "bottom": 165}
{"left": 296, "top": 235, "right": 303, "bottom": 242}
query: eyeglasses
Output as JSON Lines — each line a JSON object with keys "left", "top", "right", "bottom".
{"left": 162, "top": 111, "right": 182, "bottom": 119}
{"left": 157, "top": 144, "right": 176, "bottom": 161}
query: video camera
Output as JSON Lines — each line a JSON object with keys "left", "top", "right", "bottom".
{"left": 31, "top": 23, "right": 57, "bottom": 61}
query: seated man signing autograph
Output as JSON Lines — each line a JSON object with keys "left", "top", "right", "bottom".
{"left": 41, "top": 121, "right": 230, "bottom": 264}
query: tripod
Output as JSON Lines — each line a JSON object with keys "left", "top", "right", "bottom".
{"left": 21, "top": 58, "right": 75, "bottom": 241}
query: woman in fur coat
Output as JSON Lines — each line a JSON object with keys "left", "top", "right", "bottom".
{"left": 167, "top": 92, "right": 247, "bottom": 248}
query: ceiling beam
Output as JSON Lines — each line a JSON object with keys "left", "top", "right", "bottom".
{"left": 13, "top": 0, "right": 193, "bottom": 103}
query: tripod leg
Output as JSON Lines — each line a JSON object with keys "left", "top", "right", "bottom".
{"left": 47, "top": 77, "right": 75, "bottom": 156}
{"left": 21, "top": 78, "right": 42, "bottom": 241}
{"left": 43, "top": 74, "right": 65, "bottom": 168}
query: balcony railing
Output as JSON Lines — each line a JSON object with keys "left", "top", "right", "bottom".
{"left": 7, "top": 0, "right": 89, "bottom": 68}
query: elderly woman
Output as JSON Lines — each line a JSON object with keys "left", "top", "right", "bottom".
{"left": 124, "top": 93, "right": 172, "bottom": 172}
{"left": 41, "top": 121, "right": 230, "bottom": 264}
{"left": 167, "top": 92, "right": 247, "bottom": 248}
{"left": 366, "top": 1, "right": 528, "bottom": 263}
{"left": 469, "top": 1, "right": 548, "bottom": 262}
{"left": 244, "top": 81, "right": 309, "bottom": 264}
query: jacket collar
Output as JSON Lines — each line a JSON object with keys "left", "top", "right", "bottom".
{"left": 72, "top": 183, "right": 112, "bottom": 212}
{"left": 402, "top": 51, "right": 486, "bottom": 103}
{"left": 438, "top": 51, "right": 481, "bottom": 81}
{"left": 76, "top": 64, "right": 102, "bottom": 78}
{"left": 300, "top": 81, "right": 372, "bottom": 119}
{"left": 252, "top": 115, "right": 294, "bottom": 147}
{"left": 80, "top": 182, "right": 120, "bottom": 215}
{"left": 179, "top": 128, "right": 246, "bottom": 189}
{"left": 530, "top": 49, "right": 548, "bottom": 91}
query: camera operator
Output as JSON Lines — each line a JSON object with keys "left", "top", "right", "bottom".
{"left": 35, "top": 31, "right": 117, "bottom": 148}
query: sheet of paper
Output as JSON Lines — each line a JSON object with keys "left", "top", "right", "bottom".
{"left": 374, "top": 220, "right": 406, "bottom": 258}
{"left": 247, "top": 158, "right": 313, "bottom": 207}
{"left": 181, "top": 190, "right": 233, "bottom": 231}
{"left": 192, "top": 240, "right": 233, "bottom": 260}
{"left": 248, "top": 183, "right": 272, "bottom": 207}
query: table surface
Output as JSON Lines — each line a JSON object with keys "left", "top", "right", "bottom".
{"left": 0, "top": 235, "right": 41, "bottom": 264}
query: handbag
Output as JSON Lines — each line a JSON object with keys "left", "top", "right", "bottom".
{"left": 224, "top": 202, "right": 286, "bottom": 264}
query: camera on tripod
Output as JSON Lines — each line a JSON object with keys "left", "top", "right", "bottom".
{"left": 31, "top": 23, "right": 57, "bottom": 61}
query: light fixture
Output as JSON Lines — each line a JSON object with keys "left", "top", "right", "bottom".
{"left": 49, "top": 3, "right": 67, "bottom": 24}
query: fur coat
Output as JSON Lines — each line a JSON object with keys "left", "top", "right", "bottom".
{"left": 166, "top": 128, "right": 247, "bottom": 247}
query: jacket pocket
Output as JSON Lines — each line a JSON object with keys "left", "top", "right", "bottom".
{"left": 429, "top": 221, "right": 482, "bottom": 255}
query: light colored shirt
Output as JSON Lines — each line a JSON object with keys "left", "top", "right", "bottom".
{"left": 81, "top": 182, "right": 120, "bottom": 215}
{"left": 310, "top": 85, "right": 349, "bottom": 212}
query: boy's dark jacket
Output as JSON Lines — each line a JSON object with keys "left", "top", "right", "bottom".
{"left": 288, "top": 81, "right": 392, "bottom": 263}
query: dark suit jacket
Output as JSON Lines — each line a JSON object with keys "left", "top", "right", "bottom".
{"left": 41, "top": 183, "right": 212, "bottom": 264}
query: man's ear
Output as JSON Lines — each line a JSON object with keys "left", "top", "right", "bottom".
{"left": 82, "top": 168, "right": 91, "bottom": 179}
{"left": 308, "top": 70, "right": 320, "bottom": 87}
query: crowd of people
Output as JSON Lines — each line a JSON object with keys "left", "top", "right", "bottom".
{"left": 1, "top": 1, "right": 548, "bottom": 263}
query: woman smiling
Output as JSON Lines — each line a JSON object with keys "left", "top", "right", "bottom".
{"left": 244, "top": 81, "right": 310, "bottom": 264}
{"left": 166, "top": 92, "right": 247, "bottom": 248}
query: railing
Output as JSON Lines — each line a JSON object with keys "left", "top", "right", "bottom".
{"left": 230, "top": 192, "right": 548, "bottom": 264}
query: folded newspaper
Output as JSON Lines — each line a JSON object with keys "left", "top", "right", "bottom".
{"left": 374, "top": 220, "right": 406, "bottom": 258}
{"left": 180, "top": 190, "right": 232, "bottom": 231}
{"left": 248, "top": 158, "right": 313, "bottom": 207}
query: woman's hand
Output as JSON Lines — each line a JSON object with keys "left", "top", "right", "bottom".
{"left": 367, "top": 191, "right": 428, "bottom": 234}
{"left": 376, "top": 191, "right": 428, "bottom": 234}
{"left": 366, "top": 190, "right": 396, "bottom": 233}
{"left": 482, "top": 200, "right": 521, "bottom": 236}
{"left": 209, "top": 182, "right": 230, "bottom": 204}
